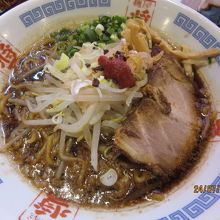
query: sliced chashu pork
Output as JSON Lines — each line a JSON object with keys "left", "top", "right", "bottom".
{"left": 114, "top": 50, "right": 201, "bottom": 172}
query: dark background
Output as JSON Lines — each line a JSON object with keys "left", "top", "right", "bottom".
{"left": 0, "top": 0, "right": 27, "bottom": 15}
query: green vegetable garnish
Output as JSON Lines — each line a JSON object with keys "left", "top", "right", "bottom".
{"left": 50, "top": 28, "right": 73, "bottom": 41}
{"left": 73, "top": 16, "right": 127, "bottom": 45}
{"left": 85, "top": 29, "right": 97, "bottom": 42}
{"left": 97, "top": 43, "right": 106, "bottom": 49}
{"left": 110, "top": 33, "right": 119, "bottom": 41}
{"left": 49, "top": 16, "right": 128, "bottom": 58}
{"left": 54, "top": 53, "right": 70, "bottom": 71}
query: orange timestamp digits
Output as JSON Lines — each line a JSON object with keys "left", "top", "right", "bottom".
{"left": 194, "top": 185, "right": 220, "bottom": 193}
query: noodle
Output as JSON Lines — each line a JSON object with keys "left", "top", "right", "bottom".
{"left": 0, "top": 129, "right": 27, "bottom": 152}
{"left": 26, "top": 130, "right": 39, "bottom": 144}
{"left": 0, "top": 94, "right": 11, "bottom": 115}
{"left": 58, "top": 131, "right": 83, "bottom": 163}
{"left": 46, "top": 133, "right": 60, "bottom": 166}
{"left": 35, "top": 140, "right": 48, "bottom": 162}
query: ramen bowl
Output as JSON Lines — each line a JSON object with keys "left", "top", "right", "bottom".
{"left": 0, "top": 0, "right": 220, "bottom": 219}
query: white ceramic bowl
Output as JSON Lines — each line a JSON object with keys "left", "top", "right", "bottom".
{"left": 0, "top": 0, "right": 220, "bottom": 219}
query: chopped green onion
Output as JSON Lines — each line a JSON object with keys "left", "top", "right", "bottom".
{"left": 110, "top": 33, "right": 119, "bottom": 42}
{"left": 97, "top": 43, "right": 106, "bottom": 49}
{"left": 95, "top": 24, "right": 104, "bottom": 36}
{"left": 49, "top": 16, "right": 128, "bottom": 57}
{"left": 121, "top": 23, "right": 127, "bottom": 30}
{"left": 54, "top": 53, "right": 70, "bottom": 71}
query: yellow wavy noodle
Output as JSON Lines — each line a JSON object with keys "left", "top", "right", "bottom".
{"left": 22, "top": 57, "right": 36, "bottom": 72}
{"left": 133, "top": 170, "right": 153, "bottom": 184}
{"left": 39, "top": 38, "right": 57, "bottom": 51}
{"left": 46, "top": 133, "right": 60, "bottom": 166}
{"left": 77, "top": 162, "right": 88, "bottom": 186}
{"left": 26, "top": 130, "right": 39, "bottom": 144}
{"left": 34, "top": 132, "right": 58, "bottom": 166}
{"left": 0, "top": 94, "right": 11, "bottom": 116}
{"left": 35, "top": 140, "right": 47, "bottom": 162}
{"left": 108, "top": 174, "right": 133, "bottom": 200}
{"left": 58, "top": 138, "right": 83, "bottom": 163}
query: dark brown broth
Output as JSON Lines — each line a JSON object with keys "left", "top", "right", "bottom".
{"left": 0, "top": 42, "right": 214, "bottom": 208}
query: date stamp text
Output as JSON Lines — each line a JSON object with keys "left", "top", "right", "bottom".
{"left": 194, "top": 185, "right": 220, "bottom": 193}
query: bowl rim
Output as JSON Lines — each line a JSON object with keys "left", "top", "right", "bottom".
{"left": 0, "top": 0, "right": 219, "bottom": 32}
{"left": 0, "top": 0, "right": 220, "bottom": 219}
